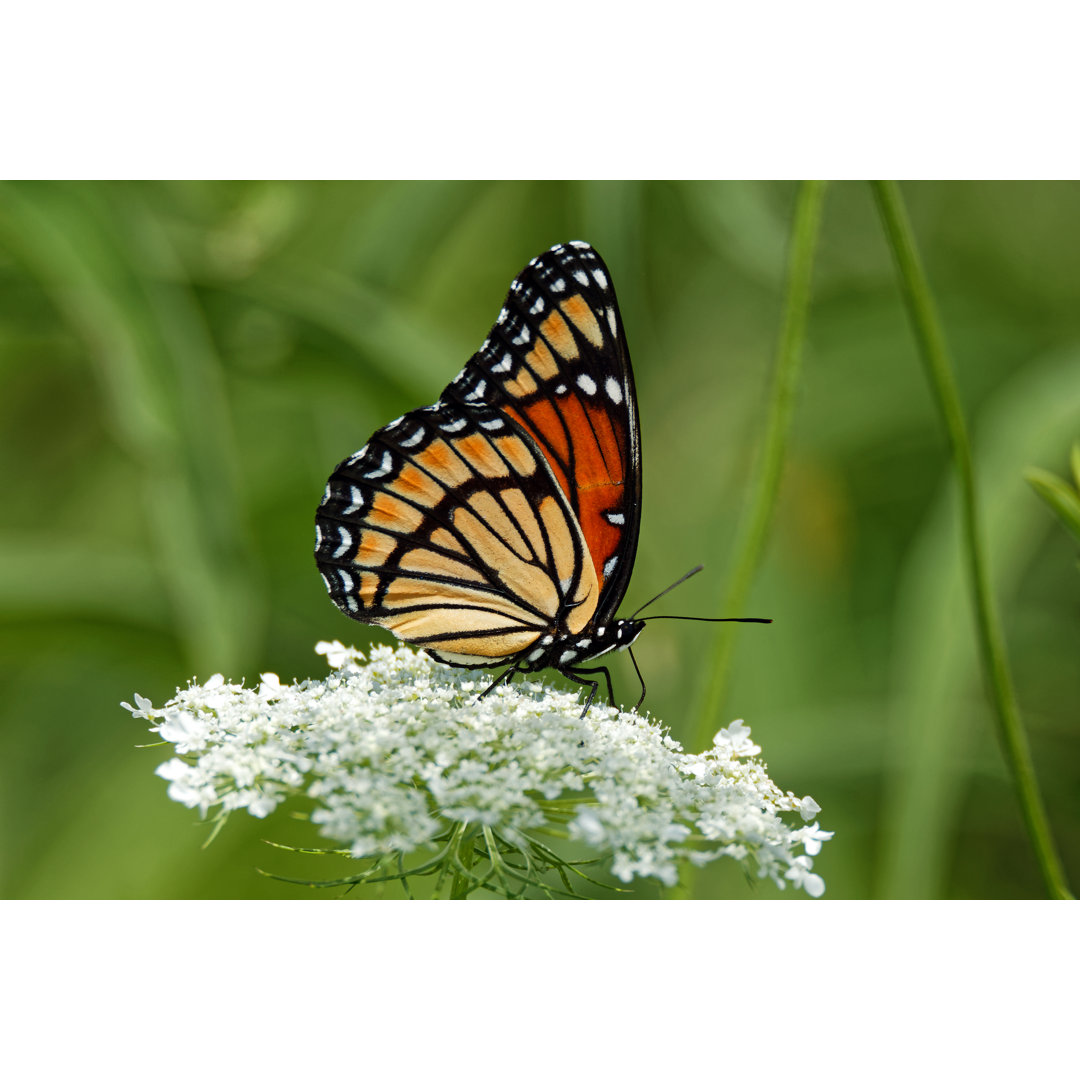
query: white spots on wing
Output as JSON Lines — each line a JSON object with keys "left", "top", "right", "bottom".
{"left": 570, "top": 240, "right": 591, "bottom": 250}
{"left": 603, "top": 556, "right": 618, "bottom": 578}
{"left": 511, "top": 327, "right": 531, "bottom": 345}
{"left": 346, "top": 595, "right": 359, "bottom": 613}
{"left": 333, "top": 526, "right": 351, "bottom": 559}
{"left": 592, "top": 268, "right": 608, "bottom": 289}
{"left": 440, "top": 416, "right": 468, "bottom": 432}
{"left": 559, "top": 649, "right": 576, "bottom": 666}
{"left": 577, "top": 373, "right": 597, "bottom": 395}
{"left": 551, "top": 278, "right": 566, "bottom": 293}
{"left": 385, "top": 417, "right": 402, "bottom": 430}
{"left": 337, "top": 568, "right": 355, "bottom": 590}
{"left": 464, "top": 379, "right": 487, "bottom": 401}
{"left": 497, "top": 308, "right": 508, "bottom": 324}
{"left": 606, "top": 306, "right": 618, "bottom": 337}
{"left": 363, "top": 451, "right": 393, "bottom": 479}
{"left": 530, "top": 296, "right": 545, "bottom": 314}
{"left": 480, "top": 417, "right": 505, "bottom": 430}
{"left": 314, "top": 523, "right": 323, "bottom": 546}
{"left": 511, "top": 280, "right": 523, "bottom": 293}
{"left": 541, "top": 635, "right": 553, "bottom": 645}
{"left": 528, "top": 647, "right": 544, "bottom": 662}
{"left": 452, "top": 369, "right": 465, "bottom": 384}
{"left": 346, "top": 447, "right": 366, "bottom": 466}
{"left": 573, "top": 270, "right": 589, "bottom": 287}
{"left": 604, "top": 511, "right": 625, "bottom": 525}
{"left": 550, "top": 243, "right": 565, "bottom": 252}
{"left": 399, "top": 427, "right": 425, "bottom": 447}
{"left": 349, "top": 486, "right": 365, "bottom": 510}
{"left": 321, "top": 482, "right": 332, "bottom": 505}
{"left": 319, "top": 572, "right": 334, "bottom": 595}
{"left": 555, "top": 383, "right": 567, "bottom": 395}
{"left": 597, "top": 625, "right": 606, "bottom": 636}
{"left": 578, "top": 638, "right": 591, "bottom": 650}
{"left": 605, "top": 377, "right": 623, "bottom": 404}
{"left": 559, "top": 576, "right": 572, "bottom": 596}
{"left": 492, "top": 353, "right": 513, "bottom": 373}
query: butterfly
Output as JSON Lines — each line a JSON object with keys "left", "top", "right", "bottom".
{"left": 315, "top": 241, "right": 766, "bottom": 716}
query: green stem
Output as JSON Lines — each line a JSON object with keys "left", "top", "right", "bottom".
{"left": 692, "top": 180, "right": 827, "bottom": 747}
{"left": 871, "top": 180, "right": 1073, "bottom": 900}
{"left": 449, "top": 827, "right": 476, "bottom": 900}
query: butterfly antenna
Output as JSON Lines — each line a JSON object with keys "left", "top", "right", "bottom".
{"left": 641, "top": 615, "right": 772, "bottom": 623}
{"left": 632, "top": 564, "right": 772, "bottom": 624}
{"left": 629, "top": 646, "right": 646, "bottom": 711}
{"left": 629, "top": 565, "right": 706, "bottom": 619}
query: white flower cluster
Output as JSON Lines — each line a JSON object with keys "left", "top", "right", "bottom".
{"left": 125, "top": 642, "right": 832, "bottom": 896}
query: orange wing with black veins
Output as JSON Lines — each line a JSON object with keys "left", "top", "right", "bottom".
{"left": 441, "top": 241, "right": 641, "bottom": 624}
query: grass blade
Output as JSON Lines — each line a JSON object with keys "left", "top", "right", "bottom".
{"left": 871, "top": 180, "right": 1072, "bottom": 900}
{"left": 692, "top": 180, "right": 827, "bottom": 746}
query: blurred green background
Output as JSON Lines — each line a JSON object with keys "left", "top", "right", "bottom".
{"left": 1, "top": 180, "right": 1076, "bottom": 899}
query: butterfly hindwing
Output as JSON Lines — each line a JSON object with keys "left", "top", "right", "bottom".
{"left": 441, "top": 241, "right": 641, "bottom": 623}
{"left": 315, "top": 399, "right": 600, "bottom": 665}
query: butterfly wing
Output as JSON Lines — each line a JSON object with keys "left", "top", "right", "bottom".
{"left": 441, "top": 241, "right": 641, "bottom": 624}
{"left": 315, "top": 399, "right": 600, "bottom": 665}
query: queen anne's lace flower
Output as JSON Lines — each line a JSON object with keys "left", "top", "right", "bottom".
{"left": 124, "top": 642, "right": 832, "bottom": 896}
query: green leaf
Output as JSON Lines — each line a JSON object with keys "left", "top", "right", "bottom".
{"left": 1025, "top": 465, "right": 1080, "bottom": 547}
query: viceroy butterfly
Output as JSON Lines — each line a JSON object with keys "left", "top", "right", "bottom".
{"left": 315, "top": 241, "right": 765, "bottom": 715}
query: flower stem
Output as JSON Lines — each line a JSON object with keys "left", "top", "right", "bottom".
{"left": 449, "top": 825, "right": 476, "bottom": 899}
{"left": 871, "top": 180, "right": 1073, "bottom": 900}
{"left": 692, "top": 180, "right": 827, "bottom": 748}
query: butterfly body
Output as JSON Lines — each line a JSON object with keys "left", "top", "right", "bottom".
{"left": 316, "top": 241, "right": 644, "bottom": 715}
{"left": 427, "top": 618, "right": 646, "bottom": 674}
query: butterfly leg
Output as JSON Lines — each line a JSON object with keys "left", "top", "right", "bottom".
{"left": 628, "top": 646, "right": 646, "bottom": 711}
{"left": 477, "top": 660, "right": 523, "bottom": 703}
{"left": 570, "top": 665, "right": 616, "bottom": 708}
{"left": 559, "top": 668, "right": 599, "bottom": 719}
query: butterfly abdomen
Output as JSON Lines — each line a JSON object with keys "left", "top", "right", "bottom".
{"left": 514, "top": 618, "right": 646, "bottom": 673}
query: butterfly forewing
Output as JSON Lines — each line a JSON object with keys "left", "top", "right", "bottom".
{"left": 441, "top": 241, "right": 641, "bottom": 624}
{"left": 315, "top": 398, "right": 600, "bottom": 665}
